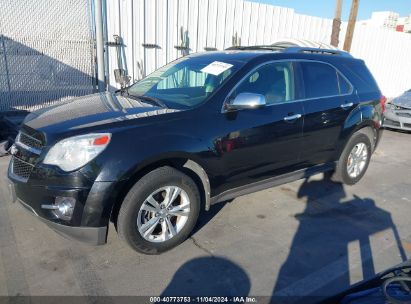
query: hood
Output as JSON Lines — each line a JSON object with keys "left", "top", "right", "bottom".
{"left": 23, "top": 92, "right": 180, "bottom": 134}
{"left": 391, "top": 91, "right": 411, "bottom": 109}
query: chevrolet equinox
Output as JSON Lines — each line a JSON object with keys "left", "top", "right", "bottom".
{"left": 8, "top": 47, "right": 385, "bottom": 254}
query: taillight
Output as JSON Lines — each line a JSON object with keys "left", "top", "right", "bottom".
{"left": 380, "top": 95, "right": 387, "bottom": 113}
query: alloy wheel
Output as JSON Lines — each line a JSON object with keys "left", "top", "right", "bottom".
{"left": 137, "top": 186, "right": 191, "bottom": 243}
{"left": 346, "top": 142, "right": 368, "bottom": 178}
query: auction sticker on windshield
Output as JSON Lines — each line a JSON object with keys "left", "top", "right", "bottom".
{"left": 201, "top": 61, "right": 233, "bottom": 76}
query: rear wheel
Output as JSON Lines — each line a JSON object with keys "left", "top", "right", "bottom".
{"left": 118, "top": 166, "right": 200, "bottom": 254}
{"left": 329, "top": 132, "right": 372, "bottom": 185}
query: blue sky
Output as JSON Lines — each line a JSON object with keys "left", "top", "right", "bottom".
{"left": 250, "top": 0, "right": 411, "bottom": 20}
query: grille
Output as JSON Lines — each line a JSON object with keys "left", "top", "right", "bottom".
{"left": 11, "top": 157, "right": 34, "bottom": 181}
{"left": 384, "top": 119, "right": 400, "bottom": 127}
{"left": 396, "top": 112, "right": 411, "bottom": 118}
{"left": 18, "top": 132, "right": 43, "bottom": 151}
{"left": 393, "top": 105, "right": 409, "bottom": 110}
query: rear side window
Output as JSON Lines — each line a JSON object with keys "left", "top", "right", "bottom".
{"left": 301, "top": 62, "right": 351, "bottom": 99}
{"left": 337, "top": 73, "right": 351, "bottom": 94}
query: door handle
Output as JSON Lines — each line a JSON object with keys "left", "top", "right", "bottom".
{"left": 340, "top": 102, "right": 354, "bottom": 109}
{"left": 283, "top": 113, "right": 302, "bottom": 121}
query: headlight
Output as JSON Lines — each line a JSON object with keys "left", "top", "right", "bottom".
{"left": 43, "top": 133, "right": 111, "bottom": 171}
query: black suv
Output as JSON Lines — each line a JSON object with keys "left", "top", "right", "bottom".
{"left": 8, "top": 47, "right": 384, "bottom": 254}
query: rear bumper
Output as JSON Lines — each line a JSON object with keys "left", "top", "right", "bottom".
{"left": 17, "top": 198, "right": 107, "bottom": 245}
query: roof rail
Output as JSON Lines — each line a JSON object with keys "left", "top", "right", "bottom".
{"left": 225, "top": 45, "right": 286, "bottom": 51}
{"left": 225, "top": 45, "right": 353, "bottom": 58}
{"left": 284, "top": 47, "right": 353, "bottom": 58}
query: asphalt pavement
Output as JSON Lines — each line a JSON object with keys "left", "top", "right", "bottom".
{"left": 0, "top": 129, "right": 410, "bottom": 302}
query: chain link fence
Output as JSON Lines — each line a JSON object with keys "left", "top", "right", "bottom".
{"left": 0, "top": 0, "right": 97, "bottom": 112}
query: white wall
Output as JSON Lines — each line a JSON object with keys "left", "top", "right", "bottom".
{"left": 106, "top": 0, "right": 411, "bottom": 97}
{"left": 340, "top": 23, "right": 411, "bottom": 97}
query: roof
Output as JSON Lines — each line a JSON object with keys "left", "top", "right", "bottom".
{"left": 224, "top": 45, "right": 352, "bottom": 58}
{"left": 271, "top": 38, "right": 340, "bottom": 50}
{"left": 187, "top": 50, "right": 273, "bottom": 62}
{"left": 186, "top": 45, "right": 353, "bottom": 65}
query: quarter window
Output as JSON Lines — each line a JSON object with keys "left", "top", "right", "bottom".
{"left": 231, "top": 62, "right": 295, "bottom": 105}
{"left": 337, "top": 72, "right": 352, "bottom": 94}
{"left": 301, "top": 62, "right": 351, "bottom": 98}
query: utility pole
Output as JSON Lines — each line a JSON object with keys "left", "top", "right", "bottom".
{"left": 330, "top": 0, "right": 343, "bottom": 47}
{"left": 95, "top": 0, "right": 106, "bottom": 92}
{"left": 343, "top": 0, "right": 360, "bottom": 52}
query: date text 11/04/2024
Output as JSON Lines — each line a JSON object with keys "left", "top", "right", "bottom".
{"left": 149, "top": 297, "right": 257, "bottom": 303}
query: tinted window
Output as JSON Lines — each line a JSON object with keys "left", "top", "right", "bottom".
{"left": 232, "top": 62, "right": 295, "bottom": 105}
{"left": 301, "top": 62, "right": 341, "bottom": 98}
{"left": 340, "top": 61, "right": 379, "bottom": 94}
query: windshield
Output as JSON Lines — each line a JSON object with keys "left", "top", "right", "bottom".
{"left": 127, "top": 56, "right": 244, "bottom": 109}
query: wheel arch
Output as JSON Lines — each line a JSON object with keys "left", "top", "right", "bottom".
{"left": 337, "top": 121, "right": 377, "bottom": 160}
{"left": 356, "top": 125, "right": 377, "bottom": 151}
{"left": 109, "top": 157, "right": 211, "bottom": 226}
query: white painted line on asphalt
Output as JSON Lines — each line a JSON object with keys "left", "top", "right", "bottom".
{"left": 347, "top": 239, "right": 363, "bottom": 285}
{"left": 0, "top": 250, "right": 8, "bottom": 295}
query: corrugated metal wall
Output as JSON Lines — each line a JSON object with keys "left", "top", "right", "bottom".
{"left": 0, "top": 0, "right": 96, "bottom": 111}
{"left": 340, "top": 24, "right": 411, "bottom": 97}
{"left": 105, "top": 0, "right": 332, "bottom": 85}
{"left": 106, "top": 0, "right": 411, "bottom": 98}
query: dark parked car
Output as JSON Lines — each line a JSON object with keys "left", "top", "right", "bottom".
{"left": 8, "top": 47, "right": 385, "bottom": 254}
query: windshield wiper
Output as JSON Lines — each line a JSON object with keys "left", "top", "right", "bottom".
{"left": 128, "top": 94, "right": 168, "bottom": 108}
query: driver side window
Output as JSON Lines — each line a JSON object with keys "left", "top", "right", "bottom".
{"left": 231, "top": 62, "right": 295, "bottom": 105}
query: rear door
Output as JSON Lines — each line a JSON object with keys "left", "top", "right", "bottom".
{"left": 297, "top": 60, "right": 359, "bottom": 165}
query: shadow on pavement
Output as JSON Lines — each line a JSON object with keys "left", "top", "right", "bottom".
{"left": 161, "top": 256, "right": 250, "bottom": 297}
{"left": 272, "top": 175, "right": 407, "bottom": 303}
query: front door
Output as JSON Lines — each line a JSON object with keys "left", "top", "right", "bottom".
{"left": 214, "top": 61, "right": 305, "bottom": 194}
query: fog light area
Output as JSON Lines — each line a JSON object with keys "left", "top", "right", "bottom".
{"left": 53, "top": 196, "right": 76, "bottom": 220}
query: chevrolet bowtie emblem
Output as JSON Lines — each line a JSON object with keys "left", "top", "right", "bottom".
{"left": 10, "top": 144, "right": 18, "bottom": 156}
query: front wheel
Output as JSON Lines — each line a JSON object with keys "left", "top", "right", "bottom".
{"left": 117, "top": 166, "right": 200, "bottom": 254}
{"left": 330, "top": 132, "right": 372, "bottom": 185}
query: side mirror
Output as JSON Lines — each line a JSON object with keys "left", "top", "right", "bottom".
{"left": 226, "top": 92, "right": 266, "bottom": 111}
{"left": 114, "top": 68, "right": 131, "bottom": 88}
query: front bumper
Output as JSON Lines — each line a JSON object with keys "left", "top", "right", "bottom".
{"left": 383, "top": 107, "right": 411, "bottom": 131}
{"left": 18, "top": 198, "right": 107, "bottom": 245}
{"left": 8, "top": 164, "right": 118, "bottom": 245}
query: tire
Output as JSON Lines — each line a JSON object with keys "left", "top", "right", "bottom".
{"left": 330, "top": 132, "right": 372, "bottom": 185}
{"left": 117, "top": 166, "right": 200, "bottom": 254}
